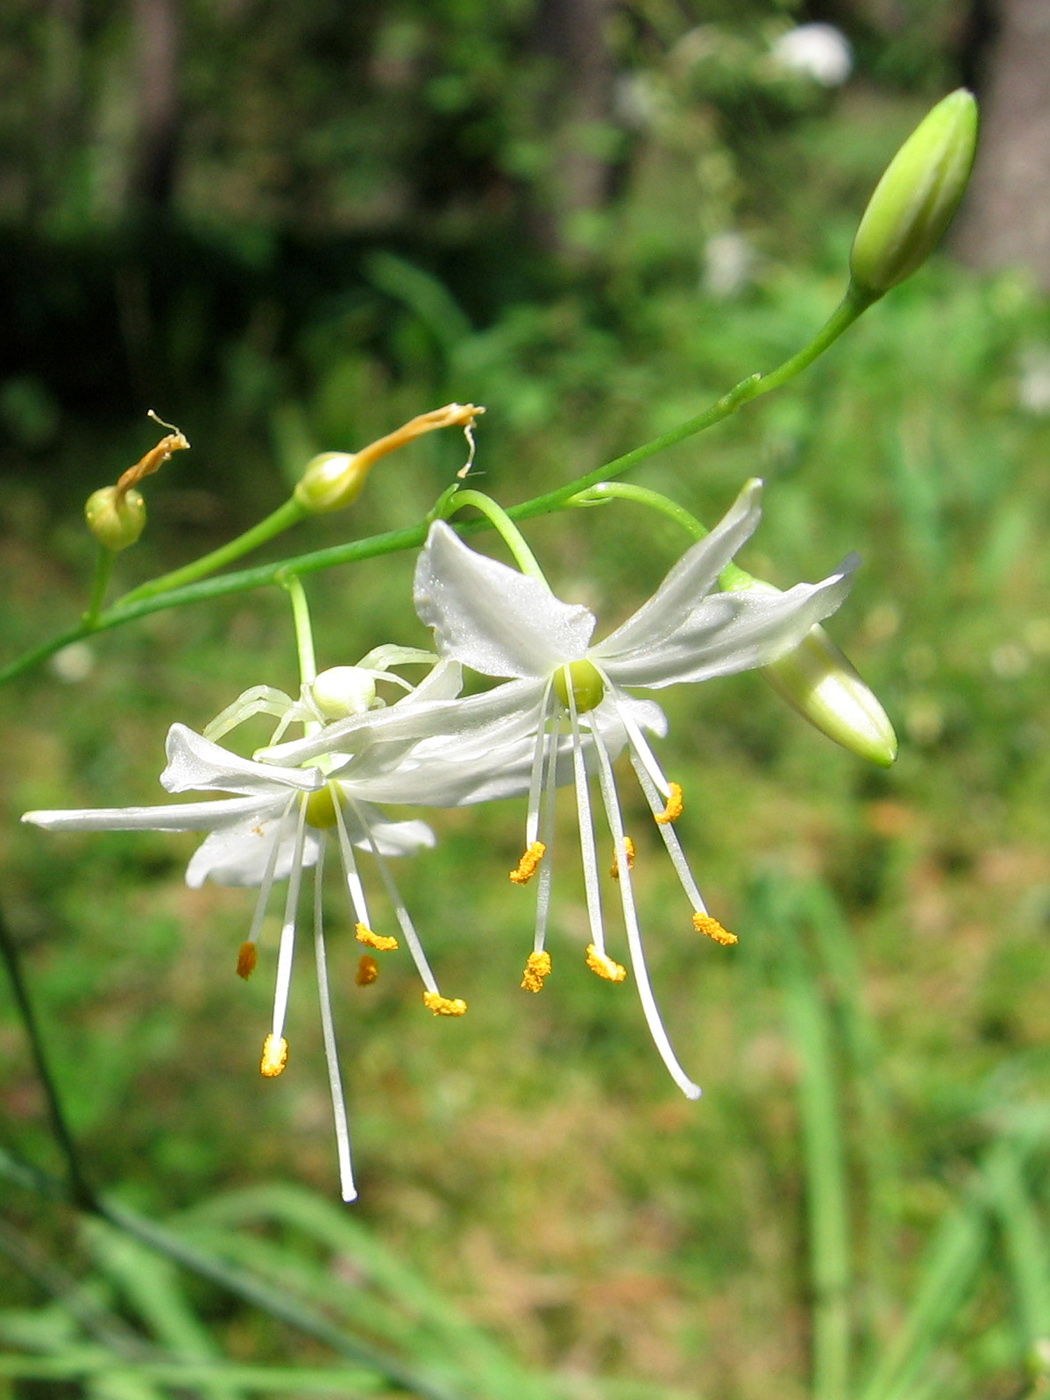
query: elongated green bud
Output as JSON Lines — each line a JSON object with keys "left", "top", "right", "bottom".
{"left": 849, "top": 89, "right": 978, "bottom": 299}
{"left": 763, "top": 623, "right": 897, "bottom": 767}
{"left": 85, "top": 484, "right": 147, "bottom": 550}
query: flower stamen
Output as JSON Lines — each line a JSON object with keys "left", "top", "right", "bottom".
{"left": 610, "top": 836, "right": 636, "bottom": 879}
{"left": 510, "top": 841, "right": 546, "bottom": 884}
{"left": 357, "top": 954, "right": 380, "bottom": 985}
{"left": 693, "top": 912, "right": 738, "bottom": 946}
{"left": 312, "top": 854, "right": 356, "bottom": 1202}
{"left": 356, "top": 923, "right": 399, "bottom": 951}
{"left": 423, "top": 991, "right": 468, "bottom": 1016}
{"left": 590, "top": 721, "right": 702, "bottom": 1100}
{"left": 521, "top": 950, "right": 552, "bottom": 992}
{"left": 237, "top": 941, "right": 258, "bottom": 979}
{"left": 586, "top": 944, "right": 627, "bottom": 982}
{"left": 260, "top": 1033, "right": 288, "bottom": 1077}
{"left": 655, "top": 782, "right": 684, "bottom": 825}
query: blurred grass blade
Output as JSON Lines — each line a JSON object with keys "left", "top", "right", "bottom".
{"left": 983, "top": 1140, "right": 1050, "bottom": 1351}
{"left": 779, "top": 921, "right": 852, "bottom": 1400}
{"left": 175, "top": 1184, "right": 556, "bottom": 1399}
{"left": 0, "top": 1353, "right": 387, "bottom": 1393}
{"left": 364, "top": 251, "right": 473, "bottom": 355}
{"left": 0, "top": 1218, "right": 151, "bottom": 1359}
{"left": 802, "top": 881, "right": 901, "bottom": 1312}
{"left": 858, "top": 1195, "right": 987, "bottom": 1400}
{"left": 99, "top": 1196, "right": 466, "bottom": 1400}
{"left": 83, "top": 1217, "right": 249, "bottom": 1400}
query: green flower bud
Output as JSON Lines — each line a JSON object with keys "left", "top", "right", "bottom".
{"left": 294, "top": 452, "right": 368, "bottom": 514}
{"left": 763, "top": 623, "right": 898, "bottom": 767}
{"left": 849, "top": 88, "right": 978, "bottom": 298}
{"left": 294, "top": 403, "right": 485, "bottom": 515}
{"left": 84, "top": 484, "right": 147, "bottom": 551}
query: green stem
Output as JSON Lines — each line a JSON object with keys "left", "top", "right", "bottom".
{"left": 0, "top": 288, "right": 871, "bottom": 687}
{"left": 0, "top": 904, "right": 97, "bottom": 1212}
{"left": 566, "top": 479, "right": 755, "bottom": 590}
{"left": 84, "top": 548, "right": 116, "bottom": 626}
{"left": 567, "top": 481, "right": 708, "bottom": 541}
{"left": 438, "top": 489, "right": 545, "bottom": 578}
{"left": 118, "top": 497, "right": 308, "bottom": 608}
{"left": 282, "top": 574, "right": 317, "bottom": 686}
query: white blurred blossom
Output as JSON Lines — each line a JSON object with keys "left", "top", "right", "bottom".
{"left": 771, "top": 24, "right": 853, "bottom": 87}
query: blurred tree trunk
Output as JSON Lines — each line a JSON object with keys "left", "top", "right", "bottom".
{"left": 529, "top": 0, "right": 618, "bottom": 258}
{"left": 128, "top": 0, "right": 182, "bottom": 209}
{"left": 953, "top": 0, "right": 1050, "bottom": 287}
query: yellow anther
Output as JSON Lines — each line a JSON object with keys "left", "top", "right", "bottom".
{"left": 610, "top": 836, "right": 636, "bottom": 880}
{"left": 260, "top": 1033, "right": 289, "bottom": 1078}
{"left": 693, "top": 912, "right": 738, "bottom": 947}
{"left": 356, "top": 954, "right": 379, "bottom": 986}
{"left": 509, "top": 841, "right": 546, "bottom": 885}
{"left": 655, "top": 782, "right": 684, "bottom": 825}
{"left": 585, "top": 944, "right": 627, "bottom": 983}
{"left": 521, "top": 950, "right": 552, "bottom": 992}
{"left": 423, "top": 991, "right": 468, "bottom": 1017}
{"left": 356, "top": 922, "right": 399, "bottom": 951}
{"left": 236, "top": 940, "right": 258, "bottom": 980}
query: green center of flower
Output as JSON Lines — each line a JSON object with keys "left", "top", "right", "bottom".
{"left": 304, "top": 784, "right": 340, "bottom": 829}
{"left": 553, "top": 660, "right": 605, "bottom": 714}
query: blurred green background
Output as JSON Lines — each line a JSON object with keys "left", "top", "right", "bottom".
{"left": 5, "top": 1, "right": 1050, "bottom": 1397}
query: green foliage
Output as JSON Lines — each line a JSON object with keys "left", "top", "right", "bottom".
{"left": 3, "top": 13, "right": 1050, "bottom": 1400}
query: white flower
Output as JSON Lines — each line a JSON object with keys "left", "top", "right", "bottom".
{"left": 409, "top": 479, "right": 856, "bottom": 1099}
{"left": 20, "top": 656, "right": 500, "bottom": 1202}
{"left": 771, "top": 24, "right": 852, "bottom": 87}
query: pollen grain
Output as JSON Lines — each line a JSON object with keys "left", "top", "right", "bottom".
{"left": 586, "top": 944, "right": 627, "bottom": 983}
{"left": 509, "top": 841, "right": 546, "bottom": 884}
{"left": 610, "top": 836, "right": 636, "bottom": 880}
{"left": 423, "top": 991, "right": 468, "bottom": 1017}
{"left": 260, "top": 1033, "right": 289, "bottom": 1077}
{"left": 356, "top": 922, "right": 399, "bottom": 951}
{"left": 655, "top": 782, "right": 684, "bottom": 824}
{"left": 693, "top": 912, "right": 738, "bottom": 946}
{"left": 521, "top": 950, "right": 552, "bottom": 992}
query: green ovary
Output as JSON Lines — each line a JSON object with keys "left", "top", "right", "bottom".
{"left": 553, "top": 660, "right": 605, "bottom": 714}
{"left": 304, "top": 785, "right": 340, "bottom": 829}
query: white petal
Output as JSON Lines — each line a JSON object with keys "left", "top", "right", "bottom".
{"left": 598, "top": 562, "right": 856, "bottom": 689}
{"left": 185, "top": 813, "right": 322, "bottom": 887}
{"left": 342, "top": 804, "right": 436, "bottom": 857}
{"left": 22, "top": 794, "right": 282, "bottom": 833}
{"left": 592, "top": 479, "right": 763, "bottom": 663}
{"left": 260, "top": 677, "right": 544, "bottom": 768}
{"left": 161, "top": 724, "right": 323, "bottom": 796}
{"left": 414, "top": 520, "right": 595, "bottom": 677}
{"left": 407, "top": 656, "right": 463, "bottom": 703}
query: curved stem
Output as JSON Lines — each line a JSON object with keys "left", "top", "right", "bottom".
{"left": 0, "top": 288, "right": 872, "bottom": 687}
{"left": 567, "top": 479, "right": 755, "bottom": 590}
{"left": 438, "top": 489, "right": 546, "bottom": 578}
{"left": 567, "top": 481, "right": 707, "bottom": 541}
{"left": 281, "top": 574, "right": 317, "bottom": 687}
